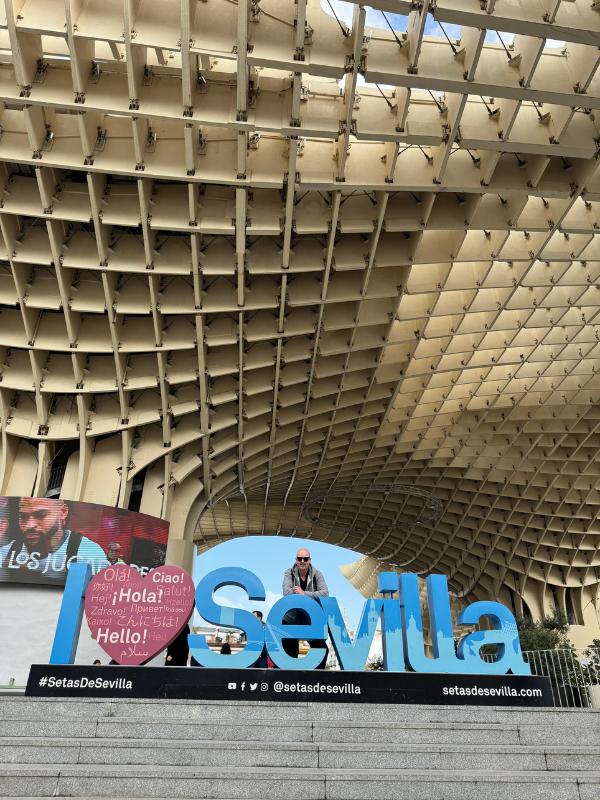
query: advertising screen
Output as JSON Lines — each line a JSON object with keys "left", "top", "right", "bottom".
{"left": 0, "top": 496, "right": 169, "bottom": 587}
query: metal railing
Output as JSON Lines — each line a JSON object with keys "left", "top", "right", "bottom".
{"left": 521, "top": 647, "right": 600, "bottom": 708}
{"left": 0, "top": 676, "right": 25, "bottom": 694}
{"left": 45, "top": 463, "right": 66, "bottom": 497}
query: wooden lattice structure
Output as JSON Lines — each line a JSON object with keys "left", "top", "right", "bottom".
{"left": 0, "top": 0, "right": 599, "bottom": 631}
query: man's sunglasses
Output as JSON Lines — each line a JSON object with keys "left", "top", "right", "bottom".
{"left": 296, "top": 556, "right": 310, "bottom": 562}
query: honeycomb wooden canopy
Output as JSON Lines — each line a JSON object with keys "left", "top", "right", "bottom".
{"left": 0, "top": 0, "right": 600, "bottom": 627}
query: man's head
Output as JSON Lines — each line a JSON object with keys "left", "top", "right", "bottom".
{"left": 252, "top": 610, "right": 263, "bottom": 622}
{"left": 107, "top": 542, "right": 122, "bottom": 564}
{"left": 295, "top": 547, "right": 311, "bottom": 576}
{"left": 18, "top": 498, "right": 68, "bottom": 556}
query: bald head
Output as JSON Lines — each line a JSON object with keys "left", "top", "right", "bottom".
{"left": 296, "top": 547, "right": 311, "bottom": 576}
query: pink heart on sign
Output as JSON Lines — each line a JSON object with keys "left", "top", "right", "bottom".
{"left": 84, "top": 564, "right": 195, "bottom": 665}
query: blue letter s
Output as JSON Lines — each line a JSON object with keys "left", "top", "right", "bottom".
{"left": 189, "top": 567, "right": 266, "bottom": 668}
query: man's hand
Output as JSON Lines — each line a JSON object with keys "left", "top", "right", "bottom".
{"left": 293, "top": 586, "right": 305, "bottom": 594}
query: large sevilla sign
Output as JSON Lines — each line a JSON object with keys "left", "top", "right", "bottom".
{"left": 54, "top": 563, "right": 532, "bottom": 676}
{"left": 84, "top": 564, "right": 195, "bottom": 665}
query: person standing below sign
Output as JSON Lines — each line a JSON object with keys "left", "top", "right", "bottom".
{"left": 165, "top": 623, "right": 190, "bottom": 666}
{"left": 252, "top": 610, "right": 269, "bottom": 668}
{"left": 282, "top": 548, "right": 329, "bottom": 668}
{"left": 0, "top": 497, "right": 108, "bottom": 584}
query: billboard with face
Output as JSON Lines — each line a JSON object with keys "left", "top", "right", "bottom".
{"left": 0, "top": 496, "right": 169, "bottom": 587}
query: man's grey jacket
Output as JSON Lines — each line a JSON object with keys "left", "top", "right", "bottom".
{"left": 282, "top": 563, "right": 329, "bottom": 599}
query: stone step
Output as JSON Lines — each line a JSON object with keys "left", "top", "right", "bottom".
{"left": 3, "top": 698, "right": 600, "bottom": 728}
{"left": 1, "top": 738, "right": 599, "bottom": 772}
{"left": 0, "top": 765, "right": 599, "bottom": 800}
{"left": 2, "top": 714, "right": 599, "bottom": 746}
{"left": 0, "top": 739, "right": 317, "bottom": 769}
{"left": 4, "top": 714, "right": 600, "bottom": 746}
{"left": 0, "top": 718, "right": 312, "bottom": 743}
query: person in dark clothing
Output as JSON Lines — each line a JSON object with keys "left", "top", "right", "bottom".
{"left": 281, "top": 548, "right": 329, "bottom": 668}
{"left": 252, "top": 610, "right": 269, "bottom": 668}
{"left": 165, "top": 624, "right": 190, "bottom": 666}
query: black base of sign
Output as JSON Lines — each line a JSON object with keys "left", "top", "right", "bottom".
{"left": 26, "top": 664, "right": 554, "bottom": 706}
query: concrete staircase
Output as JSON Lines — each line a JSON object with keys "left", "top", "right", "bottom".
{"left": 0, "top": 696, "right": 599, "bottom": 799}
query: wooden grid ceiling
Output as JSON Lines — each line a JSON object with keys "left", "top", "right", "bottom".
{"left": 0, "top": 0, "right": 600, "bottom": 620}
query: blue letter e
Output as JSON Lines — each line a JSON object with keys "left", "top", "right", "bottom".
{"left": 265, "top": 596, "right": 327, "bottom": 670}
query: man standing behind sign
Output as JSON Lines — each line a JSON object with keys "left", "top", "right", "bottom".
{"left": 0, "top": 498, "right": 108, "bottom": 584}
{"left": 282, "top": 548, "right": 329, "bottom": 668}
